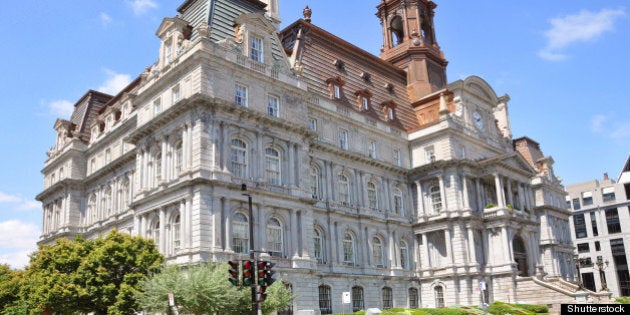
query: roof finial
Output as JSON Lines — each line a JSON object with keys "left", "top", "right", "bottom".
{"left": 303, "top": 5, "right": 312, "bottom": 23}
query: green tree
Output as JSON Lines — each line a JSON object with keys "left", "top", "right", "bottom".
{"left": 0, "top": 264, "right": 22, "bottom": 311}
{"left": 137, "top": 263, "right": 293, "bottom": 315}
{"left": 10, "top": 230, "right": 163, "bottom": 315}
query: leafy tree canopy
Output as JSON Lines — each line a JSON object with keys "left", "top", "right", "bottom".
{"left": 137, "top": 262, "right": 293, "bottom": 315}
{"left": 3, "top": 230, "right": 163, "bottom": 315}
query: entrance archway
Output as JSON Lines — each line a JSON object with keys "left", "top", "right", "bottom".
{"left": 512, "top": 236, "right": 528, "bottom": 276}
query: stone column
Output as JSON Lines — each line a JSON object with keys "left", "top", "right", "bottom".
{"left": 287, "top": 141, "right": 294, "bottom": 186}
{"left": 506, "top": 180, "right": 514, "bottom": 207}
{"left": 291, "top": 210, "right": 299, "bottom": 257}
{"left": 494, "top": 174, "right": 505, "bottom": 208}
{"left": 422, "top": 233, "right": 431, "bottom": 269}
{"left": 468, "top": 227, "right": 476, "bottom": 264}
{"left": 415, "top": 180, "right": 425, "bottom": 216}
{"left": 159, "top": 208, "right": 167, "bottom": 253}
{"left": 438, "top": 174, "right": 447, "bottom": 212}
{"left": 462, "top": 174, "right": 470, "bottom": 210}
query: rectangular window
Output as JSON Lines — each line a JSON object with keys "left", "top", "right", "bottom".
{"left": 369, "top": 140, "right": 377, "bottom": 158}
{"left": 566, "top": 199, "right": 571, "bottom": 210}
{"left": 577, "top": 243, "right": 590, "bottom": 253}
{"left": 267, "top": 95, "right": 279, "bottom": 117}
{"left": 164, "top": 40, "right": 172, "bottom": 65}
{"left": 333, "top": 85, "right": 341, "bottom": 99}
{"left": 595, "top": 241, "right": 601, "bottom": 251}
{"left": 308, "top": 118, "right": 317, "bottom": 131}
{"left": 394, "top": 149, "right": 402, "bottom": 166}
{"left": 425, "top": 146, "right": 435, "bottom": 163}
{"left": 606, "top": 209, "right": 622, "bottom": 234}
{"left": 153, "top": 98, "right": 162, "bottom": 114}
{"left": 602, "top": 187, "right": 616, "bottom": 202}
{"left": 250, "top": 36, "right": 264, "bottom": 62}
{"left": 318, "top": 286, "right": 332, "bottom": 315}
{"left": 582, "top": 191, "right": 593, "bottom": 206}
{"left": 582, "top": 272, "right": 596, "bottom": 292}
{"left": 235, "top": 84, "right": 248, "bottom": 107}
{"left": 361, "top": 96, "right": 369, "bottom": 110}
{"left": 172, "top": 84, "right": 180, "bottom": 104}
{"left": 573, "top": 213, "right": 587, "bottom": 238}
{"left": 590, "top": 212, "right": 598, "bottom": 236}
{"left": 339, "top": 129, "right": 348, "bottom": 150}
{"left": 572, "top": 198, "right": 581, "bottom": 210}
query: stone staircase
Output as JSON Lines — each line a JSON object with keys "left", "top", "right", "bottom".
{"left": 515, "top": 276, "right": 614, "bottom": 314}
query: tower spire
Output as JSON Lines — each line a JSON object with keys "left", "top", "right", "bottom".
{"left": 376, "top": 0, "right": 448, "bottom": 102}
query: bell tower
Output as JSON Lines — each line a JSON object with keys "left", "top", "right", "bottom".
{"left": 376, "top": 0, "right": 448, "bottom": 103}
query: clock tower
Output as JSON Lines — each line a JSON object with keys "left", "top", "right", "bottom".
{"left": 376, "top": 0, "right": 448, "bottom": 103}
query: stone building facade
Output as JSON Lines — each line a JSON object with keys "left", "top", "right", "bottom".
{"left": 566, "top": 157, "right": 630, "bottom": 297}
{"left": 38, "top": 0, "right": 575, "bottom": 313}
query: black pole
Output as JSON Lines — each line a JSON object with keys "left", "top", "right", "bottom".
{"left": 243, "top": 184, "right": 259, "bottom": 315}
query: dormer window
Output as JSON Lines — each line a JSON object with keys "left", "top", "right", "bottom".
{"left": 326, "top": 77, "right": 345, "bottom": 100}
{"left": 382, "top": 101, "right": 397, "bottom": 121}
{"left": 361, "top": 72, "right": 371, "bottom": 83}
{"left": 354, "top": 89, "right": 372, "bottom": 111}
{"left": 250, "top": 35, "right": 264, "bottom": 63}
{"left": 164, "top": 39, "right": 173, "bottom": 66}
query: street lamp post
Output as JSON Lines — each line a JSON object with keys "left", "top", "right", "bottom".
{"left": 242, "top": 184, "right": 258, "bottom": 315}
{"left": 595, "top": 256, "right": 610, "bottom": 292}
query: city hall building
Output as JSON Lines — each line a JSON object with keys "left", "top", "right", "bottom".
{"left": 37, "top": 0, "right": 600, "bottom": 313}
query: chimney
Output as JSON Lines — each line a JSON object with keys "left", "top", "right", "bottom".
{"left": 604, "top": 173, "right": 609, "bottom": 180}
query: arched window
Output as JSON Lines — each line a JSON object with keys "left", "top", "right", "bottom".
{"left": 154, "top": 149, "right": 162, "bottom": 184}
{"left": 408, "top": 287, "right": 419, "bottom": 309}
{"left": 121, "top": 178, "right": 130, "bottom": 210}
{"left": 367, "top": 181, "right": 378, "bottom": 210}
{"left": 434, "top": 285, "right": 444, "bottom": 308}
{"left": 372, "top": 236, "right": 384, "bottom": 267}
{"left": 338, "top": 174, "right": 350, "bottom": 205}
{"left": 88, "top": 193, "right": 97, "bottom": 224}
{"left": 233, "top": 213, "right": 249, "bottom": 254}
{"left": 382, "top": 287, "right": 393, "bottom": 309}
{"left": 266, "top": 217, "right": 283, "bottom": 257}
{"left": 318, "top": 285, "right": 332, "bottom": 314}
{"left": 149, "top": 218, "right": 160, "bottom": 248}
{"left": 390, "top": 16, "right": 404, "bottom": 46}
{"left": 310, "top": 166, "right": 321, "bottom": 199}
{"left": 400, "top": 240, "right": 409, "bottom": 269}
{"left": 351, "top": 286, "right": 364, "bottom": 312}
{"left": 172, "top": 213, "right": 181, "bottom": 253}
{"left": 104, "top": 185, "right": 113, "bottom": 216}
{"left": 429, "top": 183, "right": 442, "bottom": 213}
{"left": 175, "top": 140, "right": 183, "bottom": 174}
{"left": 314, "top": 227, "right": 326, "bottom": 264}
{"left": 343, "top": 232, "right": 355, "bottom": 265}
{"left": 265, "top": 147, "right": 281, "bottom": 185}
{"left": 230, "top": 139, "right": 248, "bottom": 178}
{"left": 393, "top": 187, "right": 404, "bottom": 215}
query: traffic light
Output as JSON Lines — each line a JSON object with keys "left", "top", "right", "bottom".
{"left": 257, "top": 260, "right": 276, "bottom": 287}
{"left": 242, "top": 259, "right": 255, "bottom": 286}
{"left": 228, "top": 260, "right": 239, "bottom": 286}
{"left": 255, "top": 284, "right": 267, "bottom": 302}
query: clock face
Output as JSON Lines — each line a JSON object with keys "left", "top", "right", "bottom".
{"left": 473, "top": 111, "right": 484, "bottom": 129}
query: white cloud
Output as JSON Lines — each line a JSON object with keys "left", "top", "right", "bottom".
{"left": 127, "top": 0, "right": 158, "bottom": 16}
{"left": 539, "top": 8, "right": 625, "bottom": 61}
{"left": 49, "top": 99, "right": 74, "bottom": 118}
{"left": 0, "top": 249, "right": 34, "bottom": 270}
{"left": 16, "top": 200, "right": 41, "bottom": 211}
{"left": 100, "top": 12, "right": 113, "bottom": 27}
{"left": 0, "top": 220, "right": 40, "bottom": 250}
{"left": 0, "top": 192, "right": 40, "bottom": 212}
{"left": 591, "top": 113, "right": 630, "bottom": 142}
{"left": 0, "top": 192, "right": 21, "bottom": 203}
{"left": 98, "top": 69, "right": 132, "bottom": 95}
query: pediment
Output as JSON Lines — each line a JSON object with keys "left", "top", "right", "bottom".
{"left": 500, "top": 153, "right": 537, "bottom": 175}
{"left": 463, "top": 76, "right": 498, "bottom": 104}
{"left": 235, "top": 13, "right": 276, "bottom": 34}
{"left": 156, "top": 17, "right": 189, "bottom": 38}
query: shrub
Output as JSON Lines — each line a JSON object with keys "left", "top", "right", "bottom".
{"left": 516, "top": 303, "right": 548, "bottom": 313}
{"left": 616, "top": 296, "right": 630, "bottom": 304}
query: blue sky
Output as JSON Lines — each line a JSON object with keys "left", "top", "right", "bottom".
{"left": 0, "top": 0, "right": 628, "bottom": 269}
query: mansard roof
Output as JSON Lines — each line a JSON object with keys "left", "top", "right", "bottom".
{"left": 176, "top": 0, "right": 267, "bottom": 43}
{"left": 280, "top": 19, "right": 418, "bottom": 130}
{"left": 68, "top": 90, "right": 112, "bottom": 143}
